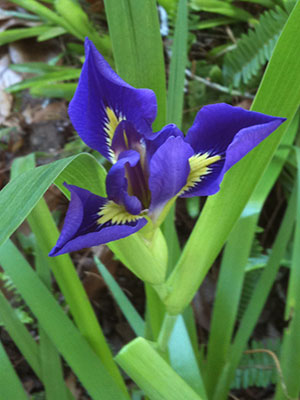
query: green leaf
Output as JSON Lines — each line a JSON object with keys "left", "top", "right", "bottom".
{"left": 163, "top": 0, "right": 300, "bottom": 315}
{"left": 37, "top": 26, "right": 67, "bottom": 41}
{"left": 116, "top": 337, "right": 203, "bottom": 400}
{"left": 35, "top": 246, "right": 69, "bottom": 400}
{"left": 0, "top": 291, "right": 40, "bottom": 378}
{"left": 104, "top": 0, "right": 167, "bottom": 131}
{"left": 275, "top": 147, "right": 300, "bottom": 399}
{"left": 0, "top": 153, "right": 105, "bottom": 248}
{"left": 213, "top": 186, "right": 297, "bottom": 400}
{"left": 190, "top": 0, "right": 253, "bottom": 21}
{"left": 54, "top": 0, "right": 111, "bottom": 56}
{"left": 30, "top": 83, "right": 77, "bottom": 100}
{"left": 0, "top": 25, "right": 50, "bottom": 46}
{"left": 0, "top": 340, "right": 28, "bottom": 400}
{"left": 6, "top": 69, "right": 81, "bottom": 93}
{"left": 0, "top": 240, "right": 128, "bottom": 400}
{"left": 94, "top": 257, "right": 145, "bottom": 337}
{"left": 169, "top": 316, "right": 208, "bottom": 399}
{"left": 167, "top": 0, "right": 188, "bottom": 127}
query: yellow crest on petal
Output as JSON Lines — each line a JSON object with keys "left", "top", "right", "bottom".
{"left": 104, "top": 107, "right": 126, "bottom": 161}
{"left": 97, "top": 200, "right": 143, "bottom": 225}
{"left": 180, "top": 153, "right": 221, "bottom": 195}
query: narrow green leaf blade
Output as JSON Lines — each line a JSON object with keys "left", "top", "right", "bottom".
{"left": 104, "top": 0, "right": 167, "bottom": 130}
{"left": 0, "top": 340, "right": 28, "bottom": 400}
{"left": 164, "top": 0, "right": 300, "bottom": 315}
{"left": 94, "top": 257, "right": 145, "bottom": 337}
{"left": 0, "top": 240, "right": 128, "bottom": 400}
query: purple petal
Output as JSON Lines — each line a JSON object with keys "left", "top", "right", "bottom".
{"left": 146, "top": 124, "right": 184, "bottom": 161}
{"left": 106, "top": 150, "right": 142, "bottom": 215}
{"left": 149, "top": 136, "right": 194, "bottom": 215}
{"left": 49, "top": 183, "right": 147, "bottom": 256}
{"left": 68, "top": 38, "right": 157, "bottom": 161}
{"left": 181, "top": 103, "right": 285, "bottom": 197}
{"left": 111, "top": 121, "right": 144, "bottom": 158}
{"left": 185, "top": 103, "right": 286, "bottom": 158}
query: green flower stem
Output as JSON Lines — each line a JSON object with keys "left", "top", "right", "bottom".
{"left": 27, "top": 198, "right": 129, "bottom": 397}
{"left": 157, "top": 313, "right": 178, "bottom": 352}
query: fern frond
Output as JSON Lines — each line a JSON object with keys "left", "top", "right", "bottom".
{"left": 232, "top": 338, "right": 281, "bottom": 389}
{"left": 223, "top": 7, "right": 288, "bottom": 87}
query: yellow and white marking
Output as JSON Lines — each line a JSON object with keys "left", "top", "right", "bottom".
{"left": 180, "top": 153, "right": 221, "bottom": 195}
{"left": 103, "top": 106, "right": 126, "bottom": 161}
{"left": 98, "top": 200, "right": 143, "bottom": 225}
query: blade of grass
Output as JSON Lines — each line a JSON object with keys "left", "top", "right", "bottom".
{"left": 213, "top": 185, "right": 297, "bottom": 400}
{"left": 163, "top": 0, "right": 300, "bottom": 315}
{"left": 94, "top": 257, "right": 145, "bottom": 337}
{"left": 0, "top": 239, "right": 129, "bottom": 400}
{"left": 0, "top": 340, "right": 28, "bottom": 400}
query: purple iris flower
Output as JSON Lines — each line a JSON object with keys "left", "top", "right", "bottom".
{"left": 49, "top": 38, "right": 285, "bottom": 257}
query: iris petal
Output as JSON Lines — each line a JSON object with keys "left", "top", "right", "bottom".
{"left": 106, "top": 150, "right": 143, "bottom": 215}
{"left": 186, "top": 103, "right": 285, "bottom": 156}
{"left": 181, "top": 103, "right": 286, "bottom": 197}
{"left": 149, "top": 136, "right": 194, "bottom": 216}
{"left": 49, "top": 184, "right": 147, "bottom": 256}
{"left": 68, "top": 38, "right": 157, "bottom": 162}
{"left": 146, "top": 123, "right": 184, "bottom": 161}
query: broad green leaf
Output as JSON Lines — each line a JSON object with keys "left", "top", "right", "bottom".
{"left": 104, "top": 0, "right": 167, "bottom": 131}
{"left": 0, "top": 153, "right": 105, "bottom": 247}
{"left": 0, "top": 240, "right": 128, "bottom": 400}
{"left": 205, "top": 103, "right": 299, "bottom": 396}
{"left": 0, "top": 340, "right": 28, "bottom": 400}
{"left": 213, "top": 187, "right": 297, "bottom": 400}
{"left": 164, "top": 0, "right": 300, "bottom": 315}
{"left": 116, "top": 337, "right": 203, "bottom": 400}
{"left": 94, "top": 257, "right": 145, "bottom": 337}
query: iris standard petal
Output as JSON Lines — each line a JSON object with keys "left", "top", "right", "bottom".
{"left": 146, "top": 123, "right": 184, "bottom": 161}
{"left": 149, "top": 136, "right": 194, "bottom": 216}
{"left": 106, "top": 150, "right": 142, "bottom": 215}
{"left": 111, "top": 120, "right": 144, "bottom": 158}
{"left": 185, "top": 103, "right": 286, "bottom": 156}
{"left": 49, "top": 184, "right": 147, "bottom": 256}
{"left": 68, "top": 38, "right": 157, "bottom": 162}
